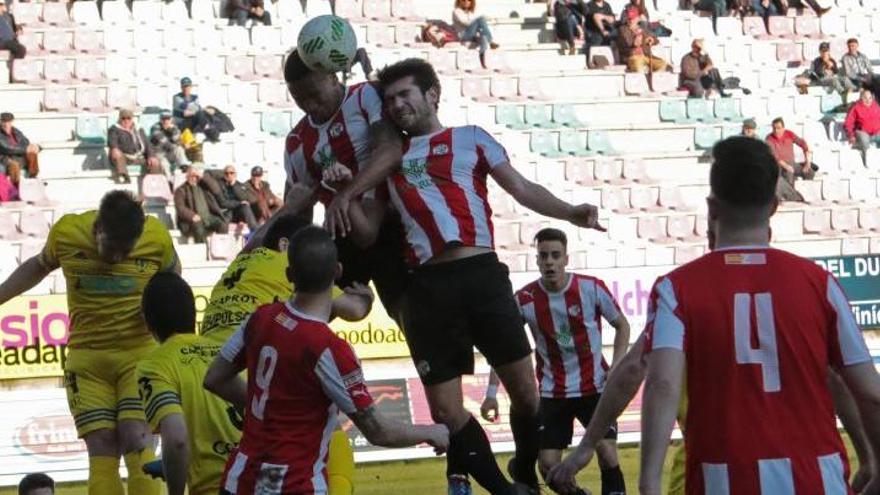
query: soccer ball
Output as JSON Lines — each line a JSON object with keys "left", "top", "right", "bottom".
{"left": 297, "top": 15, "right": 358, "bottom": 73}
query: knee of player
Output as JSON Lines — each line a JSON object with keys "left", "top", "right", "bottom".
{"left": 428, "top": 404, "right": 469, "bottom": 429}
{"left": 507, "top": 387, "right": 540, "bottom": 416}
{"left": 117, "top": 420, "right": 151, "bottom": 453}
{"left": 538, "top": 456, "right": 557, "bottom": 479}
{"left": 83, "top": 428, "right": 120, "bottom": 456}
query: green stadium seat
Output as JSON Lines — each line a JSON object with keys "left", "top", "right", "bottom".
{"left": 261, "top": 112, "right": 290, "bottom": 137}
{"left": 495, "top": 105, "right": 528, "bottom": 130}
{"left": 75, "top": 116, "right": 106, "bottom": 144}
{"left": 687, "top": 98, "right": 718, "bottom": 124}
{"left": 714, "top": 98, "right": 743, "bottom": 122}
{"left": 820, "top": 93, "right": 843, "bottom": 114}
{"left": 559, "top": 130, "right": 593, "bottom": 156}
{"left": 659, "top": 100, "right": 691, "bottom": 124}
{"left": 524, "top": 104, "right": 558, "bottom": 129}
{"left": 722, "top": 123, "right": 742, "bottom": 139}
{"left": 694, "top": 126, "right": 721, "bottom": 150}
{"left": 552, "top": 103, "right": 586, "bottom": 128}
{"left": 587, "top": 130, "right": 617, "bottom": 155}
{"left": 530, "top": 132, "right": 566, "bottom": 158}
{"left": 139, "top": 113, "right": 161, "bottom": 132}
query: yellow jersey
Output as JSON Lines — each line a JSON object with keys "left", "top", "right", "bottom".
{"left": 201, "top": 247, "right": 342, "bottom": 344}
{"left": 38, "top": 211, "right": 177, "bottom": 349}
{"left": 137, "top": 333, "right": 242, "bottom": 495}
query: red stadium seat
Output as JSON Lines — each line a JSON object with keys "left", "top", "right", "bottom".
{"left": 490, "top": 77, "right": 522, "bottom": 101}
{"left": 565, "top": 160, "right": 600, "bottom": 186}
{"left": 253, "top": 54, "right": 283, "bottom": 79}
{"left": 622, "top": 158, "right": 656, "bottom": 184}
{"left": 831, "top": 208, "right": 863, "bottom": 235}
{"left": 142, "top": 174, "right": 173, "bottom": 203}
{"left": 461, "top": 78, "right": 492, "bottom": 102}
{"left": 20, "top": 209, "right": 51, "bottom": 237}
{"left": 74, "top": 57, "right": 107, "bottom": 83}
{"left": 17, "top": 33, "right": 45, "bottom": 56}
{"left": 767, "top": 16, "right": 794, "bottom": 38}
{"left": 427, "top": 49, "right": 459, "bottom": 75}
{"left": 803, "top": 209, "right": 833, "bottom": 236}
{"left": 743, "top": 17, "right": 767, "bottom": 38}
{"left": 593, "top": 158, "right": 623, "bottom": 184}
{"left": 42, "top": 30, "right": 73, "bottom": 54}
{"left": 367, "top": 24, "right": 396, "bottom": 49}
{"left": 43, "top": 58, "right": 75, "bottom": 84}
{"left": 226, "top": 56, "right": 258, "bottom": 81}
{"left": 209, "top": 233, "right": 240, "bottom": 260}
{"left": 76, "top": 87, "right": 112, "bottom": 113}
{"left": 11, "top": 59, "right": 43, "bottom": 85}
{"left": 666, "top": 215, "right": 695, "bottom": 240}
{"left": 794, "top": 16, "right": 823, "bottom": 39}
{"left": 391, "top": 0, "right": 423, "bottom": 21}
{"left": 630, "top": 187, "right": 660, "bottom": 212}
{"left": 519, "top": 78, "right": 551, "bottom": 101}
{"left": 258, "top": 80, "right": 294, "bottom": 108}
{"left": 362, "top": 0, "right": 393, "bottom": 22}
{"left": 42, "top": 88, "right": 77, "bottom": 112}
{"left": 11, "top": 2, "right": 42, "bottom": 26}
{"left": 107, "top": 85, "right": 140, "bottom": 111}
{"left": 0, "top": 211, "right": 23, "bottom": 240}
{"left": 73, "top": 29, "right": 106, "bottom": 54}
{"left": 41, "top": 2, "right": 74, "bottom": 27}
{"left": 602, "top": 189, "right": 635, "bottom": 214}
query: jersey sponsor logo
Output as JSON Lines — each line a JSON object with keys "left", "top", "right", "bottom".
{"left": 724, "top": 253, "right": 767, "bottom": 265}
{"left": 555, "top": 324, "right": 574, "bottom": 348}
{"left": 14, "top": 413, "right": 85, "bottom": 460}
{"left": 329, "top": 122, "right": 345, "bottom": 138}
{"left": 401, "top": 158, "right": 432, "bottom": 189}
{"left": 316, "top": 147, "right": 336, "bottom": 171}
{"left": 179, "top": 344, "right": 220, "bottom": 364}
{"left": 74, "top": 274, "right": 137, "bottom": 295}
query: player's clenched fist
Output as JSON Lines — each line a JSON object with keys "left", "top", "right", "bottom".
{"left": 480, "top": 397, "right": 500, "bottom": 423}
{"left": 323, "top": 162, "right": 353, "bottom": 185}
{"left": 568, "top": 203, "right": 606, "bottom": 232}
{"left": 425, "top": 424, "right": 450, "bottom": 455}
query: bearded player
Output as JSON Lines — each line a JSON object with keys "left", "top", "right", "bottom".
{"left": 0, "top": 191, "right": 178, "bottom": 495}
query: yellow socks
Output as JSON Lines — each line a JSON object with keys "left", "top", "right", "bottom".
{"left": 88, "top": 456, "right": 124, "bottom": 495}
{"left": 327, "top": 430, "right": 355, "bottom": 495}
{"left": 124, "top": 448, "right": 160, "bottom": 495}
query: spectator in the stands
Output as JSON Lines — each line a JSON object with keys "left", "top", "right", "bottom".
{"left": 779, "top": 0, "right": 830, "bottom": 16}
{"left": 227, "top": 0, "right": 271, "bottom": 26}
{"left": 18, "top": 473, "right": 54, "bottom": 495}
{"left": 752, "top": 0, "right": 778, "bottom": 21}
{"left": 149, "top": 112, "right": 189, "bottom": 178}
{"left": 795, "top": 42, "right": 853, "bottom": 96}
{"left": 552, "top": 0, "right": 584, "bottom": 56}
{"left": 693, "top": 0, "right": 725, "bottom": 35}
{"left": 583, "top": 0, "right": 616, "bottom": 64}
{"left": 680, "top": 39, "right": 726, "bottom": 98}
{"left": 841, "top": 38, "right": 880, "bottom": 99}
{"left": 620, "top": 0, "right": 670, "bottom": 38}
{"left": 845, "top": 89, "right": 880, "bottom": 162}
{"left": 214, "top": 165, "right": 258, "bottom": 231}
{"left": 172, "top": 77, "right": 207, "bottom": 133}
{"left": 741, "top": 118, "right": 758, "bottom": 138}
{"left": 174, "top": 166, "right": 228, "bottom": 243}
{"left": 0, "top": 112, "right": 39, "bottom": 187}
{"left": 453, "top": 0, "right": 499, "bottom": 69}
{"left": 766, "top": 117, "right": 815, "bottom": 187}
{"left": 618, "top": 7, "right": 666, "bottom": 73}
{"left": 0, "top": 2, "right": 26, "bottom": 60}
{"left": 244, "top": 165, "right": 282, "bottom": 224}
{"left": 108, "top": 109, "right": 157, "bottom": 185}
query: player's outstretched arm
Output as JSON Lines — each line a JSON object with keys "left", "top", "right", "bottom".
{"left": 639, "top": 348, "right": 684, "bottom": 495}
{"left": 348, "top": 405, "right": 450, "bottom": 454}
{"left": 203, "top": 355, "right": 247, "bottom": 412}
{"left": 610, "top": 316, "right": 631, "bottom": 369}
{"left": 546, "top": 336, "right": 647, "bottom": 492}
{"left": 331, "top": 282, "right": 374, "bottom": 322}
{"left": 345, "top": 198, "right": 386, "bottom": 247}
{"left": 830, "top": 370, "right": 876, "bottom": 491}
{"left": 326, "top": 121, "right": 403, "bottom": 237}
{"left": 0, "top": 255, "right": 55, "bottom": 305}
{"left": 157, "top": 414, "right": 190, "bottom": 495}
{"left": 489, "top": 162, "right": 605, "bottom": 231}
{"left": 480, "top": 369, "right": 502, "bottom": 423}
{"left": 839, "top": 362, "right": 880, "bottom": 494}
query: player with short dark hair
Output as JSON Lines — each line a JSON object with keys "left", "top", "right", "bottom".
{"left": 204, "top": 226, "right": 449, "bottom": 494}
{"left": 0, "top": 190, "right": 179, "bottom": 495}
{"left": 137, "top": 272, "right": 242, "bottom": 495}
{"left": 335, "top": 58, "right": 605, "bottom": 495}
{"left": 481, "top": 227, "right": 629, "bottom": 495}
{"left": 634, "top": 136, "right": 880, "bottom": 494}
{"left": 18, "top": 473, "right": 54, "bottom": 495}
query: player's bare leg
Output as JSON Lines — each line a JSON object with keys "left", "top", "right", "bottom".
{"left": 118, "top": 419, "right": 159, "bottom": 495}
{"left": 595, "top": 439, "right": 625, "bottom": 495}
{"left": 539, "top": 450, "right": 592, "bottom": 495}
{"left": 82, "top": 428, "right": 124, "bottom": 495}
{"left": 494, "top": 355, "right": 542, "bottom": 489}
{"left": 425, "top": 377, "right": 516, "bottom": 495}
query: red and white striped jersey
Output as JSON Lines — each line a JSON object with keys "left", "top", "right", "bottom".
{"left": 516, "top": 273, "right": 622, "bottom": 399}
{"left": 219, "top": 302, "right": 373, "bottom": 495}
{"left": 387, "top": 126, "right": 508, "bottom": 265}
{"left": 284, "top": 82, "right": 383, "bottom": 205}
{"left": 644, "top": 247, "right": 872, "bottom": 495}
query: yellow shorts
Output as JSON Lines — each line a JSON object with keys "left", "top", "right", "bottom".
{"left": 63, "top": 343, "right": 157, "bottom": 438}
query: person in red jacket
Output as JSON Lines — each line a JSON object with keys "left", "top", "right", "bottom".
{"left": 845, "top": 89, "right": 880, "bottom": 163}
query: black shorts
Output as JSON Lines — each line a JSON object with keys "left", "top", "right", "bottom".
{"left": 400, "top": 252, "right": 532, "bottom": 386}
{"left": 540, "top": 395, "right": 618, "bottom": 450}
{"left": 335, "top": 213, "right": 410, "bottom": 322}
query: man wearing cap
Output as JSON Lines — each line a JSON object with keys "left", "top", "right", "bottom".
{"left": 741, "top": 118, "right": 758, "bottom": 138}
{"left": 107, "top": 109, "right": 157, "bottom": 185}
{"left": 172, "top": 77, "right": 205, "bottom": 133}
{"left": 617, "top": 6, "right": 665, "bottom": 73}
{"left": 244, "top": 166, "right": 282, "bottom": 224}
{"left": 679, "top": 39, "right": 725, "bottom": 98}
{"left": 149, "top": 113, "right": 189, "bottom": 177}
{"left": 0, "top": 112, "right": 39, "bottom": 186}
{"left": 796, "top": 42, "right": 853, "bottom": 96}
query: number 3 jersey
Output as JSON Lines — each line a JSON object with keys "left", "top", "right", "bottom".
{"left": 644, "top": 247, "right": 872, "bottom": 495}
{"left": 219, "top": 302, "right": 374, "bottom": 495}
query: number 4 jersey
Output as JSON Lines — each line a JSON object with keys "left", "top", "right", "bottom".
{"left": 644, "top": 247, "right": 872, "bottom": 495}
{"left": 219, "top": 302, "right": 374, "bottom": 495}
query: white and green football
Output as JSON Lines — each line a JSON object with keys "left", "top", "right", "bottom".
{"left": 297, "top": 15, "right": 358, "bottom": 73}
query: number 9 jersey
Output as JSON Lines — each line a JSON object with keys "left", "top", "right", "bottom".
{"left": 644, "top": 247, "right": 872, "bottom": 495}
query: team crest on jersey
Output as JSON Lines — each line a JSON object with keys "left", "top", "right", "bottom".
{"left": 273, "top": 312, "right": 297, "bottom": 330}
{"left": 329, "top": 122, "right": 344, "bottom": 138}
{"left": 568, "top": 305, "right": 582, "bottom": 318}
{"left": 431, "top": 143, "right": 449, "bottom": 155}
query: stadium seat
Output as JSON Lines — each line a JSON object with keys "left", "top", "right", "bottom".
{"left": 139, "top": 113, "right": 161, "bottom": 132}
{"left": 659, "top": 100, "right": 690, "bottom": 123}
{"left": 42, "top": 2, "right": 74, "bottom": 27}
{"left": 530, "top": 132, "right": 565, "bottom": 158}
{"left": 602, "top": 189, "right": 635, "bottom": 214}
{"left": 496, "top": 106, "right": 528, "bottom": 130}
{"left": 221, "top": 26, "right": 250, "bottom": 52}
{"left": 490, "top": 77, "right": 521, "bottom": 101}
{"left": 253, "top": 54, "right": 282, "bottom": 79}
{"left": 831, "top": 208, "right": 862, "bottom": 234}
{"left": 107, "top": 85, "right": 139, "bottom": 111}
{"left": 594, "top": 157, "right": 624, "bottom": 184}
{"left": 659, "top": 186, "right": 696, "bottom": 211}
{"left": 101, "top": 1, "right": 133, "bottom": 23}
{"left": 666, "top": 215, "right": 695, "bottom": 240}
{"left": 629, "top": 187, "right": 658, "bottom": 211}
{"left": 650, "top": 72, "right": 682, "bottom": 95}
{"left": 822, "top": 178, "right": 854, "bottom": 205}
{"left": 73, "top": 29, "right": 105, "bottom": 54}
{"left": 11, "top": 59, "right": 43, "bottom": 85}
{"left": 76, "top": 87, "right": 111, "bottom": 113}
{"left": 767, "top": 16, "right": 795, "bottom": 38}
{"left": 0, "top": 211, "right": 23, "bottom": 240}
{"left": 686, "top": 99, "right": 718, "bottom": 123}
{"left": 391, "top": 0, "right": 422, "bottom": 21}
{"left": 20, "top": 209, "right": 51, "bottom": 237}
{"left": 461, "top": 78, "right": 492, "bottom": 102}
{"left": 251, "top": 26, "right": 281, "bottom": 51}
{"left": 275, "top": 0, "right": 305, "bottom": 22}
{"left": 367, "top": 24, "right": 396, "bottom": 48}
{"left": 362, "top": 0, "right": 393, "bottom": 22}
{"left": 859, "top": 207, "right": 880, "bottom": 232}
{"left": 71, "top": 1, "right": 100, "bottom": 24}
{"left": 44, "top": 58, "right": 75, "bottom": 84}
{"left": 258, "top": 81, "right": 294, "bottom": 108}
{"left": 714, "top": 98, "right": 743, "bottom": 122}
{"left": 743, "top": 16, "right": 767, "bottom": 37}
{"left": 622, "top": 158, "right": 656, "bottom": 184}
{"left": 43, "top": 88, "right": 77, "bottom": 112}
{"left": 132, "top": 1, "right": 162, "bottom": 23}
{"left": 565, "top": 160, "right": 599, "bottom": 186}
{"left": 776, "top": 42, "right": 802, "bottom": 63}
{"left": 395, "top": 24, "right": 425, "bottom": 47}
{"left": 794, "top": 17, "right": 823, "bottom": 39}
{"left": 261, "top": 112, "right": 290, "bottom": 137}
{"left": 18, "top": 32, "right": 44, "bottom": 56}
{"left": 524, "top": 105, "right": 556, "bottom": 129}
{"left": 226, "top": 56, "right": 257, "bottom": 81}
{"left": 12, "top": 2, "right": 42, "bottom": 26}
{"left": 457, "top": 50, "right": 492, "bottom": 75}
{"left": 208, "top": 234, "right": 240, "bottom": 261}
{"left": 589, "top": 46, "right": 616, "bottom": 69}
{"left": 74, "top": 58, "right": 107, "bottom": 83}
{"left": 161, "top": 0, "right": 189, "bottom": 22}
{"left": 674, "top": 245, "right": 704, "bottom": 264}
{"left": 335, "top": 0, "right": 365, "bottom": 20}
{"left": 721, "top": 123, "right": 741, "bottom": 139}
{"left": 694, "top": 126, "right": 720, "bottom": 150}
{"left": 821, "top": 93, "right": 844, "bottom": 115}
{"left": 190, "top": 0, "right": 215, "bottom": 22}
{"left": 42, "top": 30, "right": 73, "bottom": 54}
{"left": 637, "top": 217, "right": 669, "bottom": 243}
{"left": 428, "top": 50, "right": 459, "bottom": 75}
{"left": 587, "top": 130, "right": 617, "bottom": 155}
{"left": 142, "top": 174, "right": 174, "bottom": 203}
{"left": 75, "top": 115, "right": 107, "bottom": 144}
{"left": 624, "top": 73, "right": 650, "bottom": 96}
{"left": 163, "top": 27, "right": 194, "bottom": 52}
{"left": 519, "top": 78, "right": 551, "bottom": 100}
{"left": 552, "top": 104, "right": 586, "bottom": 128}
{"left": 558, "top": 130, "right": 592, "bottom": 156}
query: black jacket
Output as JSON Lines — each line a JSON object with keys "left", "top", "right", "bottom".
{"left": 108, "top": 123, "right": 152, "bottom": 157}
{"left": 0, "top": 126, "right": 30, "bottom": 160}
